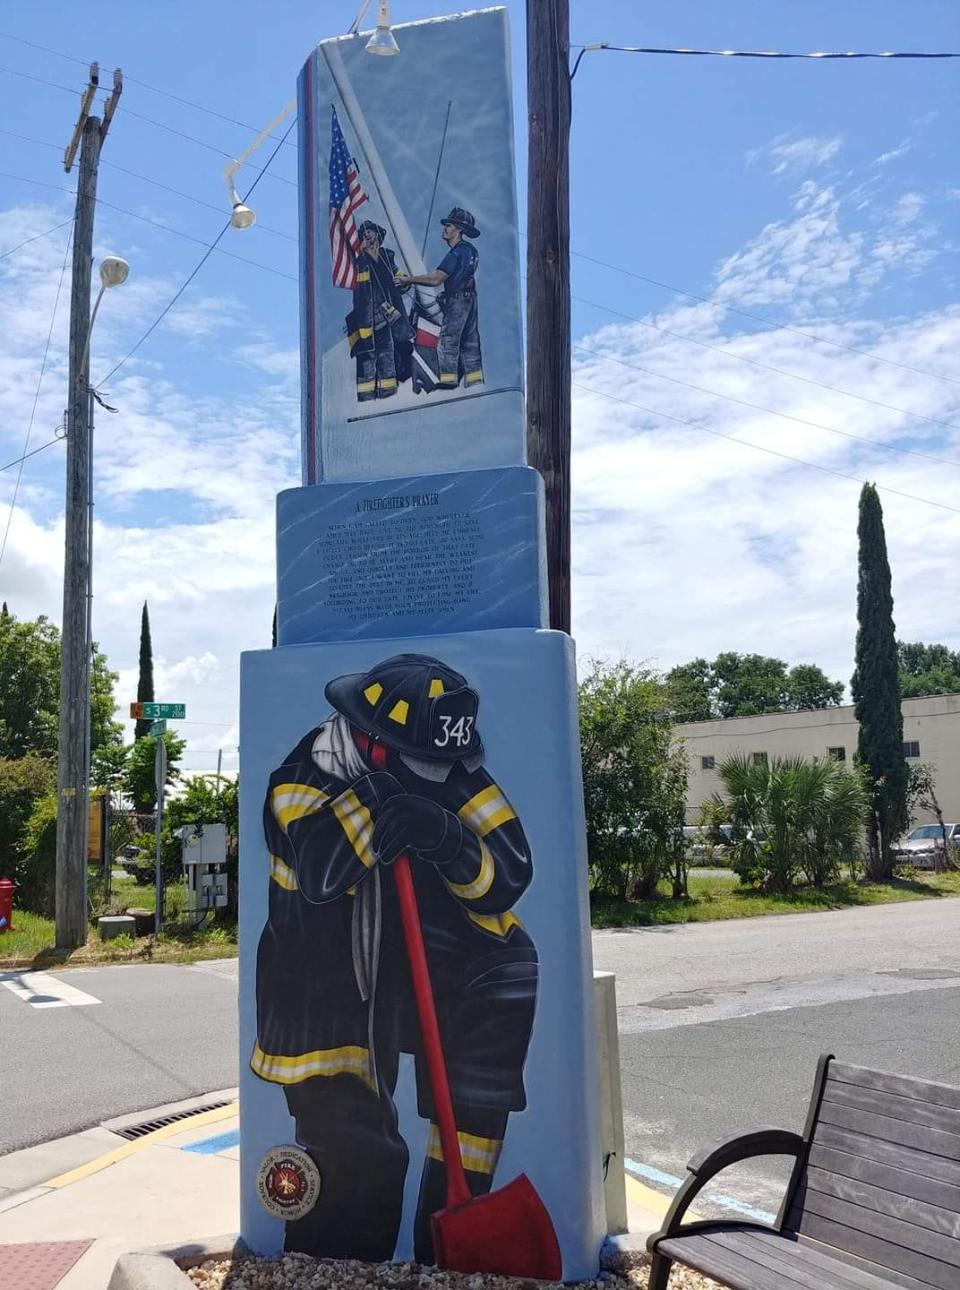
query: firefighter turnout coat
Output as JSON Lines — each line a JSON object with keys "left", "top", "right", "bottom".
{"left": 252, "top": 715, "right": 538, "bottom": 1113}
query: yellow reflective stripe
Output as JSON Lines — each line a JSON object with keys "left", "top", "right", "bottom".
{"left": 364, "top": 682, "right": 383, "bottom": 705}
{"left": 270, "top": 853, "right": 298, "bottom": 892}
{"left": 251, "top": 1042, "right": 375, "bottom": 1090}
{"left": 429, "top": 678, "right": 445, "bottom": 698}
{"left": 271, "top": 782, "right": 330, "bottom": 831}
{"left": 379, "top": 377, "right": 398, "bottom": 390}
{"left": 445, "top": 839, "right": 494, "bottom": 901}
{"left": 357, "top": 379, "right": 376, "bottom": 393}
{"left": 458, "top": 784, "right": 517, "bottom": 838}
{"left": 348, "top": 327, "right": 374, "bottom": 347}
{"left": 387, "top": 699, "right": 409, "bottom": 725}
{"left": 356, "top": 270, "right": 370, "bottom": 283}
{"left": 333, "top": 789, "right": 375, "bottom": 868}
{"left": 467, "top": 910, "right": 521, "bottom": 937}
{"left": 439, "top": 373, "right": 458, "bottom": 384}
{"left": 426, "top": 1125, "right": 502, "bottom": 1175}
{"left": 465, "top": 369, "right": 484, "bottom": 384}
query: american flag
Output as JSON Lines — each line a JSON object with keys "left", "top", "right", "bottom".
{"left": 328, "top": 107, "right": 368, "bottom": 289}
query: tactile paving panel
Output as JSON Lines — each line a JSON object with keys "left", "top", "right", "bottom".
{"left": 0, "top": 1240, "right": 93, "bottom": 1290}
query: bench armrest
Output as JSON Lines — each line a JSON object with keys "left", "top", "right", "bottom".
{"left": 647, "top": 1128, "right": 804, "bottom": 1248}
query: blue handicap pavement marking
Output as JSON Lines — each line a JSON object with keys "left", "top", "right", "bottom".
{"left": 183, "top": 1128, "right": 241, "bottom": 1155}
{"left": 624, "top": 1157, "right": 776, "bottom": 1225}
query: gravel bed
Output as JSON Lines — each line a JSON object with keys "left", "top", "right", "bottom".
{"left": 185, "top": 1252, "right": 723, "bottom": 1290}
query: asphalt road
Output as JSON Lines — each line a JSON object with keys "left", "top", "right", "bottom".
{"left": 593, "top": 899, "right": 960, "bottom": 1217}
{"left": 2, "top": 897, "right": 958, "bottom": 1223}
{"left": 0, "top": 959, "right": 239, "bottom": 1155}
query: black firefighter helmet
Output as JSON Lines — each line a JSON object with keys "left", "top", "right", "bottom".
{"left": 439, "top": 207, "right": 480, "bottom": 239}
{"left": 325, "top": 653, "right": 482, "bottom": 767}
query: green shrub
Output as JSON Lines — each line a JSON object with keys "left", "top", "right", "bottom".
{"left": 17, "top": 791, "right": 58, "bottom": 916}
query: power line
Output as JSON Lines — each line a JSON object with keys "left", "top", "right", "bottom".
{"left": 569, "top": 249, "right": 959, "bottom": 388}
{"left": 0, "top": 31, "right": 298, "bottom": 148}
{"left": 572, "top": 379, "right": 960, "bottom": 517}
{"left": 117, "top": 106, "right": 297, "bottom": 187}
{"left": 96, "top": 115, "right": 297, "bottom": 387}
{"left": 0, "top": 225, "right": 72, "bottom": 566}
{"left": 572, "top": 292, "right": 960, "bottom": 434}
{"left": 0, "top": 216, "right": 72, "bottom": 259}
{"left": 571, "top": 41, "right": 960, "bottom": 80}
{"left": 0, "top": 63, "right": 297, "bottom": 188}
{"left": 0, "top": 435, "right": 64, "bottom": 474}
{"left": 0, "top": 170, "right": 297, "bottom": 281}
{"left": 572, "top": 342, "right": 960, "bottom": 471}
{"left": 0, "top": 128, "right": 296, "bottom": 241}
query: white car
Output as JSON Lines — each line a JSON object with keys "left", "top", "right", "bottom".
{"left": 892, "top": 823, "right": 960, "bottom": 869}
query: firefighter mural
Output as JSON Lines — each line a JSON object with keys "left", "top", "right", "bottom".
{"left": 298, "top": 8, "right": 524, "bottom": 483}
{"left": 252, "top": 653, "right": 542, "bottom": 1264}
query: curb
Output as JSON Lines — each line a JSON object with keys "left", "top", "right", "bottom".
{"left": 108, "top": 1234, "right": 241, "bottom": 1290}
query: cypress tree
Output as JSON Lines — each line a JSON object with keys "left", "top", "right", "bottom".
{"left": 135, "top": 601, "right": 155, "bottom": 740}
{"left": 851, "top": 484, "right": 907, "bottom": 879}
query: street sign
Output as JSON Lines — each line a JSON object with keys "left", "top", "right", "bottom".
{"left": 149, "top": 719, "right": 167, "bottom": 736}
{"left": 129, "top": 702, "right": 186, "bottom": 719}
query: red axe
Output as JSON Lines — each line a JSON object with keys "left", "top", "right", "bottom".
{"left": 393, "top": 854, "right": 562, "bottom": 1280}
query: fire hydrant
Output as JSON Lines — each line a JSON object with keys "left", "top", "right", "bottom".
{"left": 0, "top": 876, "right": 15, "bottom": 933}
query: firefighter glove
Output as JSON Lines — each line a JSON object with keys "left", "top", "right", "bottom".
{"left": 373, "top": 794, "right": 464, "bottom": 866}
{"left": 351, "top": 772, "right": 405, "bottom": 812}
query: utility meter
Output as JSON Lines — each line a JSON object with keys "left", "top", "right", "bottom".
{"left": 179, "top": 823, "right": 229, "bottom": 914}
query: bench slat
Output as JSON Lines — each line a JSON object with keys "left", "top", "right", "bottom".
{"left": 830, "top": 1065, "right": 960, "bottom": 1112}
{"left": 709, "top": 1229, "right": 901, "bottom": 1290}
{"left": 808, "top": 1143, "right": 960, "bottom": 1215}
{"left": 824, "top": 1081, "right": 960, "bottom": 1137}
{"left": 806, "top": 1165, "right": 960, "bottom": 1239}
{"left": 800, "top": 1187, "right": 960, "bottom": 1269}
{"left": 800, "top": 1212, "right": 957, "bottom": 1290}
{"left": 795, "top": 1234, "right": 938, "bottom": 1290}
{"left": 815, "top": 1124, "right": 960, "bottom": 1188}
{"left": 658, "top": 1231, "right": 817, "bottom": 1290}
{"left": 817, "top": 1102, "right": 960, "bottom": 1163}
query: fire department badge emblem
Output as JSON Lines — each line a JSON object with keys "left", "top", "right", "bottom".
{"left": 256, "top": 1146, "right": 321, "bottom": 1219}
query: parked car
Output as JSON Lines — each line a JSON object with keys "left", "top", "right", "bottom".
{"left": 892, "top": 823, "right": 960, "bottom": 869}
{"left": 683, "top": 824, "right": 739, "bottom": 865}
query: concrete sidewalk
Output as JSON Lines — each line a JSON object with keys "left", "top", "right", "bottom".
{"left": 0, "top": 1091, "right": 668, "bottom": 1289}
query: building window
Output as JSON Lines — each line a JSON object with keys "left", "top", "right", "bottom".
{"left": 903, "top": 740, "right": 921, "bottom": 759}
{"left": 701, "top": 755, "right": 715, "bottom": 771}
{"left": 753, "top": 751, "right": 768, "bottom": 766}
{"left": 827, "top": 746, "right": 846, "bottom": 762}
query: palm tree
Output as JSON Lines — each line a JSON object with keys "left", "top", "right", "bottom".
{"left": 714, "top": 754, "right": 867, "bottom": 892}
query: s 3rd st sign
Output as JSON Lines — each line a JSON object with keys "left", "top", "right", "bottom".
{"left": 129, "top": 702, "right": 186, "bottom": 720}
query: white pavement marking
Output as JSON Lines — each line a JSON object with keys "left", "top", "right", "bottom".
{"left": 0, "top": 970, "right": 101, "bottom": 1009}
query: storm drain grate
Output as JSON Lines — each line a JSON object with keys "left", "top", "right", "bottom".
{"left": 110, "top": 1099, "right": 233, "bottom": 1141}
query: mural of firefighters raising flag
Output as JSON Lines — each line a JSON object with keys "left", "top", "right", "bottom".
{"left": 329, "top": 107, "right": 483, "bottom": 403}
{"left": 298, "top": 10, "right": 524, "bottom": 481}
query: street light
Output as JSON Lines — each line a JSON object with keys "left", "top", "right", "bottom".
{"left": 228, "top": 183, "right": 256, "bottom": 230}
{"left": 366, "top": 0, "right": 400, "bottom": 55}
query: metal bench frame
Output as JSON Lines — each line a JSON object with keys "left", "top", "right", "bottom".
{"left": 646, "top": 1053, "right": 960, "bottom": 1290}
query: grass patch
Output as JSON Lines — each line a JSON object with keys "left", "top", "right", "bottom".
{"left": 591, "top": 869, "right": 960, "bottom": 929}
{"left": 0, "top": 875, "right": 237, "bottom": 969}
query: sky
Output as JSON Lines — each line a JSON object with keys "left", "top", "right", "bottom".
{"left": 1, "top": 0, "right": 958, "bottom": 776}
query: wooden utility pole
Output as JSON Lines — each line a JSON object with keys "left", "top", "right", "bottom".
{"left": 55, "top": 65, "right": 121, "bottom": 949}
{"left": 526, "top": 0, "right": 571, "bottom": 633}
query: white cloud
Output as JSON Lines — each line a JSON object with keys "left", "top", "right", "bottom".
{"left": 747, "top": 133, "right": 843, "bottom": 175}
{"left": 875, "top": 140, "right": 912, "bottom": 166}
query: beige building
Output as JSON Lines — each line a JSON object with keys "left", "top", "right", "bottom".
{"left": 676, "top": 694, "right": 960, "bottom": 826}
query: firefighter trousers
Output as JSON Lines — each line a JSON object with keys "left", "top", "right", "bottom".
{"left": 283, "top": 1078, "right": 508, "bottom": 1264}
{"left": 280, "top": 942, "right": 538, "bottom": 1264}
{"left": 438, "top": 290, "right": 482, "bottom": 388}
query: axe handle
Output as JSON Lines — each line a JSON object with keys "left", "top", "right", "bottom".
{"left": 394, "top": 853, "right": 472, "bottom": 1209}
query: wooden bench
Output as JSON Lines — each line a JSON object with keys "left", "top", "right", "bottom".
{"left": 646, "top": 1054, "right": 960, "bottom": 1289}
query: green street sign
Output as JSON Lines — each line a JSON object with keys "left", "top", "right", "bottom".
{"left": 150, "top": 719, "right": 167, "bottom": 736}
{"left": 130, "top": 702, "right": 186, "bottom": 720}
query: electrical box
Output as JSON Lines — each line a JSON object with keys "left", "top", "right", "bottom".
{"left": 179, "top": 824, "right": 229, "bottom": 913}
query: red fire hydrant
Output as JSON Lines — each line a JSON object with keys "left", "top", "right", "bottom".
{"left": 0, "top": 877, "right": 15, "bottom": 933}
